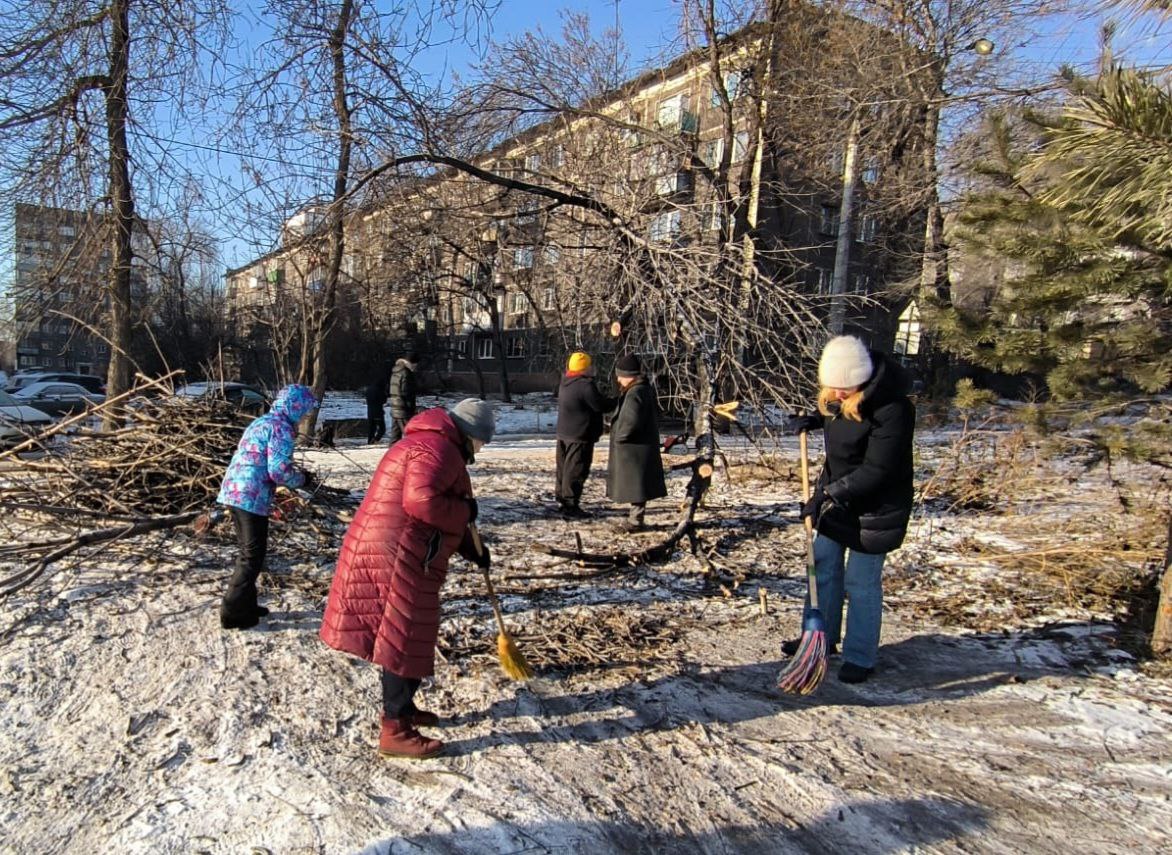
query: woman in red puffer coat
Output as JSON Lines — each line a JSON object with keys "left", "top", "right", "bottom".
{"left": 320, "top": 399, "right": 495, "bottom": 760}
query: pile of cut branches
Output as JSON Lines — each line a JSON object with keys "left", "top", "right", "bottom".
{"left": 0, "top": 385, "right": 353, "bottom": 598}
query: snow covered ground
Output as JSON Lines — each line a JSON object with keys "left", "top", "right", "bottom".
{"left": 1, "top": 435, "right": 1170, "bottom": 853}
{"left": 320, "top": 392, "right": 563, "bottom": 436}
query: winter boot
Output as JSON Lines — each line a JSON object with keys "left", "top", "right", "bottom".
{"left": 387, "top": 710, "right": 441, "bottom": 729}
{"left": 838, "top": 661, "right": 874, "bottom": 684}
{"left": 378, "top": 717, "right": 443, "bottom": 759}
{"left": 561, "top": 504, "right": 590, "bottom": 519}
{"left": 781, "top": 637, "right": 838, "bottom": 657}
{"left": 220, "top": 607, "right": 260, "bottom": 630}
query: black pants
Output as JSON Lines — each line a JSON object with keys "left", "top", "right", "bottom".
{"left": 366, "top": 402, "right": 386, "bottom": 444}
{"left": 381, "top": 670, "right": 422, "bottom": 719}
{"left": 555, "top": 440, "right": 594, "bottom": 507}
{"left": 389, "top": 415, "right": 410, "bottom": 445}
{"left": 221, "top": 507, "right": 269, "bottom": 620}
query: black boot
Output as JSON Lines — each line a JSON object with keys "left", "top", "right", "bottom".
{"left": 781, "top": 637, "right": 839, "bottom": 657}
{"left": 838, "top": 661, "right": 874, "bottom": 684}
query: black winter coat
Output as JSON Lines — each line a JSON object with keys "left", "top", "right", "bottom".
{"left": 389, "top": 360, "right": 418, "bottom": 418}
{"left": 813, "top": 352, "right": 916, "bottom": 555}
{"left": 557, "top": 374, "right": 615, "bottom": 443}
{"left": 606, "top": 378, "right": 667, "bottom": 504}
{"left": 364, "top": 374, "right": 389, "bottom": 407}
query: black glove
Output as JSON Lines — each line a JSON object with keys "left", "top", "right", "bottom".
{"left": 300, "top": 470, "right": 320, "bottom": 492}
{"left": 799, "top": 494, "right": 833, "bottom": 527}
{"left": 466, "top": 497, "right": 478, "bottom": 523}
{"left": 787, "top": 413, "right": 823, "bottom": 435}
{"left": 474, "top": 541, "right": 491, "bottom": 569}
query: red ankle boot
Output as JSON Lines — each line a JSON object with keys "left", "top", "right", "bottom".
{"left": 378, "top": 717, "right": 443, "bottom": 760}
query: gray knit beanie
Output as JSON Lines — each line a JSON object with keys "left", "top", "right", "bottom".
{"left": 449, "top": 398, "right": 496, "bottom": 443}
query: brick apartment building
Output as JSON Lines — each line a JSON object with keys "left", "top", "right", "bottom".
{"left": 225, "top": 19, "right": 929, "bottom": 394}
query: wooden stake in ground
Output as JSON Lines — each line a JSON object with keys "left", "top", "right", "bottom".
{"left": 469, "top": 523, "right": 534, "bottom": 681}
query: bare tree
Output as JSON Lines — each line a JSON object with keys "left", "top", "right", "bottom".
{"left": 0, "top": 0, "right": 230, "bottom": 423}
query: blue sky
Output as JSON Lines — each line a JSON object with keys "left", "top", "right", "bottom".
{"left": 170, "top": 2, "right": 1172, "bottom": 268}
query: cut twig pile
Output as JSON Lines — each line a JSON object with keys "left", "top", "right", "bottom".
{"left": 0, "top": 396, "right": 250, "bottom": 516}
{"left": 0, "top": 389, "right": 356, "bottom": 598}
{"left": 439, "top": 608, "right": 684, "bottom": 671}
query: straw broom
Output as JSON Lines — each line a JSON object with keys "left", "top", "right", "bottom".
{"left": 468, "top": 523, "right": 534, "bottom": 681}
{"left": 777, "top": 427, "right": 828, "bottom": 695}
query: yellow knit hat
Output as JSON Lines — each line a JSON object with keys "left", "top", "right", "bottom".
{"left": 567, "top": 351, "right": 592, "bottom": 372}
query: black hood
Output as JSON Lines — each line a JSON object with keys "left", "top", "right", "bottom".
{"left": 859, "top": 351, "right": 910, "bottom": 412}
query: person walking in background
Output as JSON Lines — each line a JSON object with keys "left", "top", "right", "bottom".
{"left": 364, "top": 362, "right": 392, "bottom": 444}
{"left": 320, "top": 398, "right": 495, "bottom": 760}
{"left": 388, "top": 350, "right": 420, "bottom": 444}
{"left": 606, "top": 353, "right": 666, "bottom": 532}
{"left": 216, "top": 384, "right": 319, "bottom": 630}
{"left": 554, "top": 351, "right": 615, "bottom": 518}
{"left": 784, "top": 335, "right": 916, "bottom": 684}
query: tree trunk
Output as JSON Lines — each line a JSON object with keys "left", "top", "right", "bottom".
{"left": 103, "top": 0, "right": 134, "bottom": 430}
{"left": 1153, "top": 516, "right": 1172, "bottom": 657}
{"left": 303, "top": 0, "right": 355, "bottom": 438}
{"left": 829, "top": 112, "right": 861, "bottom": 334}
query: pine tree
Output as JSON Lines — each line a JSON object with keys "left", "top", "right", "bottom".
{"left": 932, "top": 108, "right": 1171, "bottom": 400}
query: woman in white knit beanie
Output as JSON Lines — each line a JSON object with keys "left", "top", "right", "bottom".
{"left": 783, "top": 335, "right": 916, "bottom": 684}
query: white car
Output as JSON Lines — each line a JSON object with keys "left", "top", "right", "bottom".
{"left": 0, "top": 389, "right": 53, "bottom": 446}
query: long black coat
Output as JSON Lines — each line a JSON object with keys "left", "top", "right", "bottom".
{"left": 812, "top": 352, "right": 915, "bottom": 555}
{"left": 557, "top": 374, "right": 615, "bottom": 443}
{"left": 606, "top": 378, "right": 667, "bottom": 504}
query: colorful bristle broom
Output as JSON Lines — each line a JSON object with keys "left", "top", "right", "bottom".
{"left": 777, "top": 426, "right": 828, "bottom": 695}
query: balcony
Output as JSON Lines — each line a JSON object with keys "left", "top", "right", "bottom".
{"left": 655, "top": 109, "right": 699, "bottom": 136}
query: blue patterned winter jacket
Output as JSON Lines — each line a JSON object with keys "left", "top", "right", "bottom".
{"left": 216, "top": 384, "right": 318, "bottom": 516}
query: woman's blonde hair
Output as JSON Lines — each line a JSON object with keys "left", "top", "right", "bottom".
{"left": 817, "top": 387, "right": 865, "bottom": 421}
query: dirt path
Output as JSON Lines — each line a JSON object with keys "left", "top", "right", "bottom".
{"left": 1, "top": 439, "right": 1169, "bottom": 853}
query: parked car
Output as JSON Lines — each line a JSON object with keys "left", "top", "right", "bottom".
{"left": 174, "top": 381, "right": 270, "bottom": 415}
{"left": 30, "top": 373, "right": 106, "bottom": 394}
{"left": 0, "top": 389, "right": 53, "bottom": 446}
{"left": 6, "top": 372, "right": 105, "bottom": 395}
{"left": 13, "top": 381, "right": 105, "bottom": 418}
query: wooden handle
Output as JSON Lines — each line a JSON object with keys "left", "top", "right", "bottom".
{"left": 798, "top": 420, "right": 819, "bottom": 609}
{"left": 468, "top": 523, "right": 507, "bottom": 634}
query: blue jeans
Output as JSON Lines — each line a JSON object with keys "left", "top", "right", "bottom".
{"left": 803, "top": 534, "right": 887, "bottom": 669}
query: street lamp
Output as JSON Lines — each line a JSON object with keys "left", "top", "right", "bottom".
{"left": 966, "top": 38, "right": 995, "bottom": 56}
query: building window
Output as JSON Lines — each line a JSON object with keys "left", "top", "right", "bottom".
{"left": 820, "top": 205, "right": 839, "bottom": 237}
{"left": 525, "top": 153, "right": 541, "bottom": 173}
{"left": 456, "top": 338, "right": 468, "bottom": 355}
{"left": 862, "top": 162, "right": 879, "bottom": 184}
{"left": 506, "top": 336, "right": 526, "bottom": 358}
{"left": 857, "top": 215, "right": 878, "bottom": 243}
{"left": 649, "top": 210, "right": 682, "bottom": 243}
{"left": 895, "top": 302, "right": 922, "bottom": 356}
{"left": 513, "top": 247, "right": 534, "bottom": 270}
{"left": 732, "top": 130, "right": 750, "bottom": 162}
{"left": 509, "top": 291, "right": 528, "bottom": 314}
{"left": 704, "top": 200, "right": 722, "bottom": 232}
{"left": 542, "top": 286, "right": 556, "bottom": 310}
{"left": 58, "top": 224, "right": 75, "bottom": 237}
{"left": 852, "top": 273, "right": 872, "bottom": 293}
{"left": 537, "top": 337, "right": 552, "bottom": 357}
{"left": 816, "top": 268, "right": 831, "bottom": 294}
{"left": 463, "top": 294, "right": 481, "bottom": 318}
{"left": 550, "top": 146, "right": 565, "bottom": 168}
{"left": 709, "top": 70, "right": 742, "bottom": 107}
{"left": 702, "top": 138, "right": 724, "bottom": 169}
{"left": 657, "top": 94, "right": 684, "bottom": 128}
{"left": 477, "top": 338, "right": 493, "bottom": 359}
{"left": 542, "top": 245, "right": 560, "bottom": 265}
